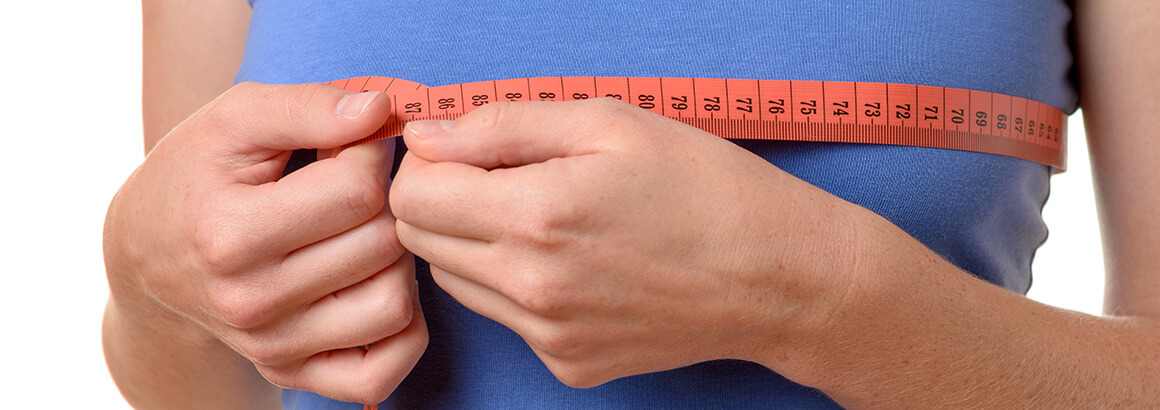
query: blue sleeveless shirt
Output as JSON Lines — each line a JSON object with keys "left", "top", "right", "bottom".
{"left": 237, "top": 1, "right": 1076, "bottom": 408}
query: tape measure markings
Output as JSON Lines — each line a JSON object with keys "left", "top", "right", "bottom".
{"left": 329, "top": 76, "right": 1066, "bottom": 170}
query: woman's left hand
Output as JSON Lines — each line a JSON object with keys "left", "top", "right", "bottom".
{"left": 390, "top": 98, "right": 864, "bottom": 387}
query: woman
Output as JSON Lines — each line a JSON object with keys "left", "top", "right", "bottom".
{"left": 103, "top": 1, "right": 1160, "bottom": 408}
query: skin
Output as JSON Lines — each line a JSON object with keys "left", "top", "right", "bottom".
{"left": 104, "top": 0, "right": 1159, "bottom": 407}
{"left": 104, "top": 83, "right": 428, "bottom": 407}
{"left": 104, "top": 2, "right": 426, "bottom": 407}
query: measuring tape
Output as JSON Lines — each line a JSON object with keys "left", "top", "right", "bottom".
{"left": 328, "top": 76, "right": 1067, "bottom": 171}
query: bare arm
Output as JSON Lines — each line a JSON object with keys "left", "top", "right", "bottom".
{"left": 104, "top": 1, "right": 277, "bottom": 408}
{"left": 141, "top": 0, "right": 250, "bottom": 152}
{"left": 761, "top": 1, "right": 1160, "bottom": 406}
{"left": 1078, "top": 0, "right": 1160, "bottom": 318}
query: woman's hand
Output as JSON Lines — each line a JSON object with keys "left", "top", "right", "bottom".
{"left": 391, "top": 98, "right": 861, "bottom": 387}
{"left": 103, "top": 82, "right": 426, "bottom": 405}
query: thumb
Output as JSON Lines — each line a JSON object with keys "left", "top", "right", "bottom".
{"left": 401, "top": 99, "right": 619, "bottom": 168}
{"left": 197, "top": 82, "right": 394, "bottom": 155}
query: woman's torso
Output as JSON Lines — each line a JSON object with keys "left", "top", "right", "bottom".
{"left": 238, "top": 1, "right": 1076, "bottom": 408}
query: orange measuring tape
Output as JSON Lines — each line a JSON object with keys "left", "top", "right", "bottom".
{"left": 329, "top": 76, "right": 1067, "bottom": 171}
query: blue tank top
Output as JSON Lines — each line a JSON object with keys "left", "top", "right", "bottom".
{"left": 238, "top": 1, "right": 1076, "bottom": 408}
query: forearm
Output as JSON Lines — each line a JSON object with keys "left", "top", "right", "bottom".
{"left": 1075, "top": 0, "right": 1160, "bottom": 317}
{"left": 757, "top": 209, "right": 1160, "bottom": 408}
{"left": 142, "top": 0, "right": 250, "bottom": 151}
{"left": 796, "top": 0, "right": 1160, "bottom": 406}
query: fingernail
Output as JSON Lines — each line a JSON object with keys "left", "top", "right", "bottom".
{"left": 336, "top": 91, "right": 380, "bottom": 119}
{"left": 405, "top": 120, "right": 455, "bottom": 138}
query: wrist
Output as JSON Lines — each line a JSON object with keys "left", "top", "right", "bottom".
{"left": 745, "top": 202, "right": 1015, "bottom": 402}
{"left": 725, "top": 188, "right": 876, "bottom": 382}
{"left": 765, "top": 205, "right": 897, "bottom": 387}
{"left": 103, "top": 188, "right": 217, "bottom": 344}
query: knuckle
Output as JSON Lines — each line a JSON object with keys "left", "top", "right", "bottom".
{"left": 462, "top": 100, "right": 524, "bottom": 137}
{"left": 584, "top": 95, "right": 629, "bottom": 113}
{"left": 369, "top": 219, "right": 406, "bottom": 262}
{"left": 207, "top": 286, "right": 273, "bottom": 330}
{"left": 191, "top": 232, "right": 246, "bottom": 276}
{"left": 204, "top": 82, "right": 262, "bottom": 124}
{"left": 282, "top": 83, "right": 332, "bottom": 130}
{"left": 200, "top": 82, "right": 340, "bottom": 138}
{"left": 368, "top": 291, "right": 414, "bottom": 336}
{"left": 546, "top": 362, "right": 604, "bottom": 389}
{"left": 226, "top": 81, "right": 262, "bottom": 95}
{"left": 351, "top": 333, "right": 428, "bottom": 404}
{"left": 224, "top": 81, "right": 266, "bottom": 101}
{"left": 342, "top": 172, "right": 387, "bottom": 222}
{"left": 349, "top": 372, "right": 395, "bottom": 405}
{"left": 509, "top": 219, "right": 555, "bottom": 250}
{"left": 214, "top": 82, "right": 257, "bottom": 106}
{"left": 473, "top": 100, "right": 514, "bottom": 129}
{"left": 528, "top": 326, "right": 579, "bottom": 357}
{"left": 408, "top": 328, "right": 430, "bottom": 354}
{"left": 509, "top": 274, "right": 569, "bottom": 316}
{"left": 581, "top": 97, "right": 631, "bottom": 123}
{"left": 189, "top": 211, "right": 253, "bottom": 276}
{"left": 510, "top": 188, "right": 577, "bottom": 248}
{"left": 577, "top": 97, "right": 653, "bottom": 147}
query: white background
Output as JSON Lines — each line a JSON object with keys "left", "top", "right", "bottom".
{"left": 0, "top": 2, "right": 1105, "bottom": 408}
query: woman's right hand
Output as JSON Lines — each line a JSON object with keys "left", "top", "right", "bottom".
{"left": 103, "top": 82, "right": 426, "bottom": 405}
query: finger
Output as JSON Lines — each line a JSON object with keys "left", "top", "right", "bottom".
{"left": 199, "top": 82, "right": 394, "bottom": 155}
{"left": 396, "top": 220, "right": 564, "bottom": 322}
{"left": 220, "top": 138, "right": 397, "bottom": 257}
{"left": 389, "top": 151, "right": 518, "bottom": 240}
{"left": 237, "top": 255, "right": 419, "bottom": 367}
{"left": 395, "top": 220, "right": 499, "bottom": 284}
{"left": 267, "top": 205, "right": 405, "bottom": 313}
{"left": 257, "top": 298, "right": 428, "bottom": 405}
{"left": 429, "top": 266, "right": 617, "bottom": 388}
{"left": 426, "top": 265, "right": 574, "bottom": 362}
{"left": 202, "top": 205, "right": 403, "bottom": 330}
{"left": 401, "top": 98, "right": 631, "bottom": 168}
{"left": 426, "top": 264, "right": 532, "bottom": 328}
